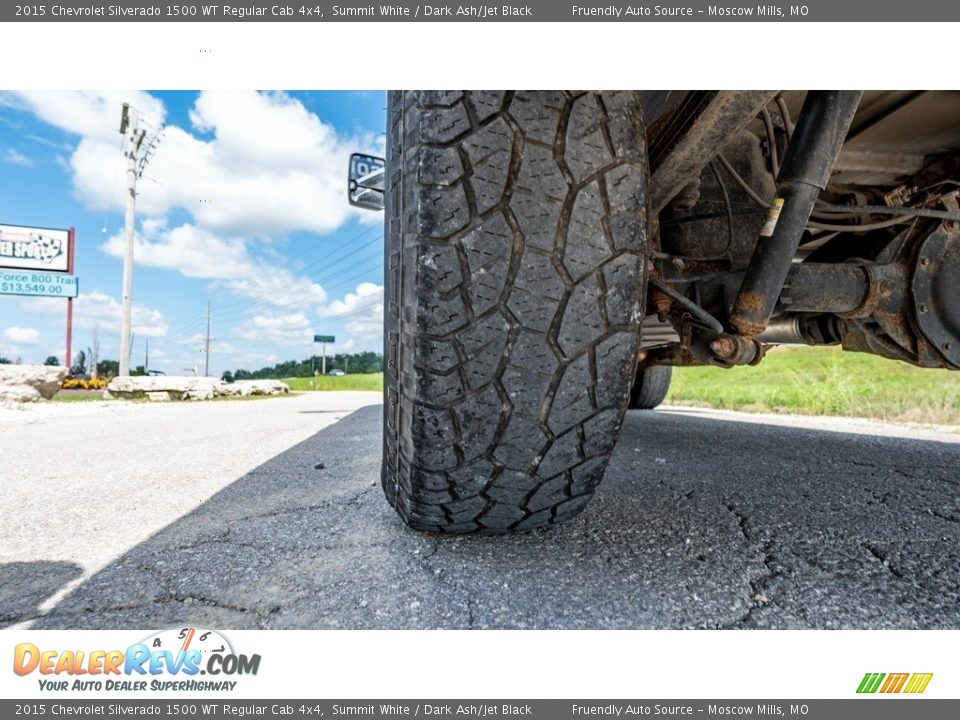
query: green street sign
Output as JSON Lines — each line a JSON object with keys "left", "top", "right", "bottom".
{"left": 314, "top": 335, "right": 335, "bottom": 343}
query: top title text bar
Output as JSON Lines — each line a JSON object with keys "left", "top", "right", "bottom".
{"left": 6, "top": 1, "right": 960, "bottom": 22}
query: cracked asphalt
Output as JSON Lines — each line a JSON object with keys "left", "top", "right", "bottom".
{"left": 4, "top": 396, "right": 960, "bottom": 629}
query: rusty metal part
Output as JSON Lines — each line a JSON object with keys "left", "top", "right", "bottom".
{"left": 648, "top": 278, "right": 724, "bottom": 334}
{"left": 912, "top": 224, "right": 960, "bottom": 366}
{"left": 730, "top": 290, "right": 767, "bottom": 337}
{"left": 709, "top": 334, "right": 764, "bottom": 366}
{"left": 649, "top": 91, "right": 778, "bottom": 215}
{"left": 831, "top": 222, "right": 960, "bottom": 369}
{"left": 780, "top": 263, "right": 871, "bottom": 315}
{"left": 730, "top": 91, "right": 863, "bottom": 337}
{"left": 642, "top": 343, "right": 707, "bottom": 368}
{"left": 651, "top": 287, "right": 672, "bottom": 322}
{"left": 837, "top": 263, "right": 902, "bottom": 320}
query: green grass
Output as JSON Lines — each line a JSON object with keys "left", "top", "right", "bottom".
{"left": 51, "top": 392, "right": 111, "bottom": 403}
{"left": 666, "top": 346, "right": 960, "bottom": 425}
{"left": 283, "top": 373, "right": 383, "bottom": 392}
{"left": 51, "top": 357, "right": 957, "bottom": 423}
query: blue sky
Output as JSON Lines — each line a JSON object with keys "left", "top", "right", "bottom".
{"left": 0, "top": 91, "right": 386, "bottom": 375}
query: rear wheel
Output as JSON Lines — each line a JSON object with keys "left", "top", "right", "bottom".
{"left": 629, "top": 366, "right": 673, "bottom": 409}
{"left": 383, "top": 91, "right": 650, "bottom": 533}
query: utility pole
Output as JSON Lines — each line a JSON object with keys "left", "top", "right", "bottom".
{"left": 117, "top": 103, "right": 162, "bottom": 376}
{"left": 119, "top": 104, "right": 142, "bottom": 377}
{"left": 144, "top": 338, "right": 149, "bottom": 373}
{"left": 203, "top": 302, "right": 212, "bottom": 377}
{"left": 91, "top": 324, "right": 100, "bottom": 379}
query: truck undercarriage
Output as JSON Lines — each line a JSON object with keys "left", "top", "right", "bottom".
{"left": 356, "top": 91, "right": 960, "bottom": 533}
{"left": 642, "top": 90, "right": 960, "bottom": 373}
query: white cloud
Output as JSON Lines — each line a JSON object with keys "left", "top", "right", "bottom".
{"left": 318, "top": 281, "right": 382, "bottom": 317}
{"left": 22, "top": 291, "right": 168, "bottom": 338}
{"left": 231, "top": 312, "right": 313, "bottom": 346}
{"left": 99, "top": 220, "right": 254, "bottom": 280}
{"left": 16, "top": 90, "right": 383, "bottom": 236}
{"left": 317, "top": 282, "right": 384, "bottom": 350}
{"left": 98, "top": 220, "right": 329, "bottom": 308}
{"left": 1, "top": 91, "right": 165, "bottom": 144}
{"left": 3, "top": 148, "right": 33, "bottom": 167}
{"left": 5, "top": 326, "right": 39, "bottom": 344}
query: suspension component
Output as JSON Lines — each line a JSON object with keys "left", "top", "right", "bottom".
{"left": 729, "top": 91, "right": 863, "bottom": 337}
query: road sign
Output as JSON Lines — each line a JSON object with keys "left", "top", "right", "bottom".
{"left": 0, "top": 269, "right": 78, "bottom": 298}
{"left": 0, "top": 223, "right": 71, "bottom": 272}
{"left": 313, "top": 335, "right": 335, "bottom": 375}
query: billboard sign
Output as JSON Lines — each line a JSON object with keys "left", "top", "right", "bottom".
{"left": 0, "top": 269, "right": 78, "bottom": 298}
{"left": 0, "top": 223, "right": 71, "bottom": 272}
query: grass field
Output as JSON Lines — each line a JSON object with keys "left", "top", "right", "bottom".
{"left": 52, "top": 392, "right": 107, "bottom": 403}
{"left": 47, "top": 357, "right": 954, "bottom": 423}
{"left": 283, "top": 373, "right": 384, "bottom": 392}
{"left": 667, "top": 346, "right": 960, "bottom": 424}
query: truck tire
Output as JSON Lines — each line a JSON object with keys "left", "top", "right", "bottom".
{"left": 629, "top": 366, "right": 673, "bottom": 409}
{"left": 383, "top": 91, "right": 649, "bottom": 533}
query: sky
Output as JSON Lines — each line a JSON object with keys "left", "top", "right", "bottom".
{"left": 0, "top": 90, "right": 386, "bottom": 375}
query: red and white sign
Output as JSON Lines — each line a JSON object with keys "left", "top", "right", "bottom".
{"left": 0, "top": 223, "right": 71, "bottom": 273}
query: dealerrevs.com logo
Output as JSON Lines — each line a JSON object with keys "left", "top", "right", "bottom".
{"left": 13, "top": 627, "right": 261, "bottom": 692}
{"left": 857, "top": 672, "right": 933, "bottom": 694}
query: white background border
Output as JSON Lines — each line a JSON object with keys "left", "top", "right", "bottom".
{"left": 3, "top": 17, "right": 959, "bottom": 701}
{"left": 2, "top": 22, "right": 959, "bottom": 90}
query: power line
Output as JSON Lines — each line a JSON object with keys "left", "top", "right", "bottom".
{"left": 161, "top": 225, "right": 383, "bottom": 336}
{"left": 168, "top": 224, "right": 381, "bottom": 320}
{"left": 207, "top": 256, "right": 383, "bottom": 328}
{"left": 166, "top": 233, "right": 384, "bottom": 334}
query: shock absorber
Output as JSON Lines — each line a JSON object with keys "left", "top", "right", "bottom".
{"left": 728, "top": 91, "right": 863, "bottom": 337}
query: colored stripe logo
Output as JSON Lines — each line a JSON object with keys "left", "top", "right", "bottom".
{"left": 857, "top": 672, "right": 933, "bottom": 694}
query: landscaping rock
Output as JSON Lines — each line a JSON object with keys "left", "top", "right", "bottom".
{"left": 106, "top": 376, "right": 223, "bottom": 401}
{"left": 104, "top": 376, "right": 290, "bottom": 401}
{"left": 232, "top": 379, "right": 290, "bottom": 396}
{"left": 0, "top": 364, "right": 68, "bottom": 403}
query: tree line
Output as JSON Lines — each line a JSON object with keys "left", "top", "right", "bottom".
{"left": 0, "top": 353, "right": 124, "bottom": 376}
{"left": 223, "top": 351, "right": 383, "bottom": 382}
{"left": 0, "top": 350, "right": 383, "bottom": 380}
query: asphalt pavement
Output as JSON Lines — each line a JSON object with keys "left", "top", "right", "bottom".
{"left": 3, "top": 396, "right": 959, "bottom": 629}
